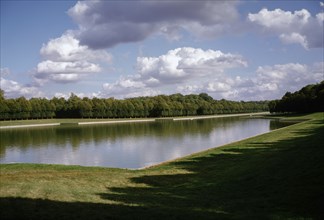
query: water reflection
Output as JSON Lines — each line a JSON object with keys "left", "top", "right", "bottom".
{"left": 0, "top": 117, "right": 291, "bottom": 168}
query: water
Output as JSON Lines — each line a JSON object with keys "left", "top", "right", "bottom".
{"left": 0, "top": 117, "right": 291, "bottom": 168}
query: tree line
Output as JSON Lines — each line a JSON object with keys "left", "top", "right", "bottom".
{"left": 0, "top": 91, "right": 269, "bottom": 120}
{"left": 269, "top": 81, "right": 324, "bottom": 113}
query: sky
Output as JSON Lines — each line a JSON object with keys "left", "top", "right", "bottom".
{"left": 1, "top": 0, "right": 323, "bottom": 101}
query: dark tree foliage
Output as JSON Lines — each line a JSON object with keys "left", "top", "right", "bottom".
{"left": 269, "top": 81, "right": 324, "bottom": 113}
{"left": 0, "top": 90, "right": 269, "bottom": 120}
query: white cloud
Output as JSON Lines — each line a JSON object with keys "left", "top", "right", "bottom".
{"left": 0, "top": 68, "right": 43, "bottom": 98}
{"left": 102, "top": 48, "right": 322, "bottom": 100}
{"left": 103, "top": 77, "right": 160, "bottom": 98}
{"left": 176, "top": 84, "right": 202, "bottom": 94}
{"left": 68, "top": 0, "right": 239, "bottom": 49}
{"left": 136, "top": 47, "right": 247, "bottom": 84}
{"left": 256, "top": 63, "right": 309, "bottom": 84}
{"left": 250, "top": 62, "right": 323, "bottom": 99}
{"left": 104, "top": 77, "right": 145, "bottom": 90}
{"left": 160, "top": 61, "right": 323, "bottom": 100}
{"left": 279, "top": 32, "right": 308, "bottom": 49}
{"left": 48, "top": 74, "right": 80, "bottom": 83}
{"left": 317, "top": 12, "right": 324, "bottom": 23}
{"left": 102, "top": 47, "right": 247, "bottom": 98}
{"left": 206, "top": 81, "right": 232, "bottom": 93}
{"left": 0, "top": 77, "right": 43, "bottom": 98}
{"left": 248, "top": 8, "right": 323, "bottom": 49}
{"left": 176, "top": 76, "right": 237, "bottom": 99}
{"left": 40, "top": 32, "right": 111, "bottom": 62}
{"left": 53, "top": 91, "right": 102, "bottom": 99}
{"left": 248, "top": 8, "right": 311, "bottom": 31}
{"left": 37, "top": 60, "right": 101, "bottom": 74}
{"left": 34, "top": 33, "right": 111, "bottom": 84}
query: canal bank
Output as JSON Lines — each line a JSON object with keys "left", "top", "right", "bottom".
{"left": 0, "top": 112, "right": 269, "bottom": 129}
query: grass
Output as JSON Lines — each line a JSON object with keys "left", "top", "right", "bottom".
{"left": 0, "top": 112, "right": 268, "bottom": 127}
{"left": 0, "top": 113, "right": 323, "bottom": 219}
{"left": 0, "top": 118, "right": 141, "bottom": 126}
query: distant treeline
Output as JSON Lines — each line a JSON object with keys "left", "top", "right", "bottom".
{"left": 269, "top": 81, "right": 324, "bottom": 113}
{"left": 0, "top": 91, "right": 269, "bottom": 120}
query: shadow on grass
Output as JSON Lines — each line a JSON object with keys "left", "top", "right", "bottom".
{"left": 1, "top": 119, "right": 324, "bottom": 219}
{"left": 1, "top": 197, "right": 219, "bottom": 220}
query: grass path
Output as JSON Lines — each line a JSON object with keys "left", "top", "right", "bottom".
{"left": 0, "top": 112, "right": 323, "bottom": 219}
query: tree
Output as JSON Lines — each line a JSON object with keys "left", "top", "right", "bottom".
{"left": 16, "top": 97, "right": 32, "bottom": 119}
{"left": 0, "top": 98, "right": 9, "bottom": 120}
{"left": 51, "top": 97, "right": 65, "bottom": 118}
{"left": 0, "top": 89, "right": 4, "bottom": 101}
{"left": 6, "top": 99, "right": 20, "bottom": 120}
{"left": 199, "top": 93, "right": 213, "bottom": 102}
{"left": 30, "top": 98, "right": 41, "bottom": 119}
{"left": 0, "top": 91, "right": 271, "bottom": 120}
{"left": 269, "top": 81, "right": 324, "bottom": 113}
{"left": 92, "top": 98, "right": 106, "bottom": 118}
{"left": 79, "top": 99, "right": 92, "bottom": 118}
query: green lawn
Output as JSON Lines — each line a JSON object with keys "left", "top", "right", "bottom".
{"left": 0, "top": 118, "right": 134, "bottom": 126}
{"left": 0, "top": 112, "right": 268, "bottom": 127}
{"left": 0, "top": 113, "right": 323, "bottom": 219}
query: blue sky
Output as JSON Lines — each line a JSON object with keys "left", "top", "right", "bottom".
{"left": 1, "top": 0, "right": 323, "bottom": 101}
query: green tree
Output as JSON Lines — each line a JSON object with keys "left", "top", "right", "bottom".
{"left": 79, "top": 99, "right": 93, "bottom": 118}
{"left": 269, "top": 81, "right": 324, "bottom": 113}
{"left": 92, "top": 98, "right": 106, "bottom": 118}
{"left": 51, "top": 97, "right": 66, "bottom": 118}
{"left": 16, "top": 97, "right": 32, "bottom": 119}
{"left": 0, "top": 98, "right": 9, "bottom": 120}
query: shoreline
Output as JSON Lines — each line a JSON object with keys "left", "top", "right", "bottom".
{"left": 139, "top": 117, "right": 306, "bottom": 170}
{"left": 138, "top": 130, "right": 272, "bottom": 170}
{"left": 0, "top": 112, "right": 269, "bottom": 129}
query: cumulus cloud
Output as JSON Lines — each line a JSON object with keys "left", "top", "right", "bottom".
{"left": 68, "top": 0, "right": 239, "bottom": 49}
{"left": 103, "top": 47, "right": 323, "bottom": 100}
{"left": 248, "top": 8, "right": 323, "bottom": 49}
{"left": 102, "top": 47, "right": 247, "bottom": 98}
{"left": 103, "top": 78, "right": 161, "bottom": 98}
{"left": 256, "top": 63, "right": 308, "bottom": 82}
{"left": 176, "top": 76, "right": 238, "bottom": 99}
{"left": 1, "top": 68, "right": 43, "bottom": 98}
{"left": 249, "top": 63, "right": 321, "bottom": 99}
{"left": 53, "top": 91, "right": 102, "bottom": 99}
{"left": 136, "top": 47, "right": 247, "bottom": 84}
{"left": 37, "top": 60, "right": 101, "bottom": 74}
{"left": 34, "top": 33, "right": 111, "bottom": 84}
{"left": 279, "top": 32, "right": 308, "bottom": 49}
{"left": 40, "top": 32, "right": 111, "bottom": 62}
{"left": 0, "top": 77, "right": 43, "bottom": 98}
{"left": 177, "top": 62, "right": 323, "bottom": 100}
{"left": 248, "top": 8, "right": 311, "bottom": 30}
{"left": 247, "top": 62, "right": 322, "bottom": 100}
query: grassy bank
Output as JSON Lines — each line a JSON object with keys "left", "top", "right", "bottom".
{"left": 0, "top": 112, "right": 268, "bottom": 127}
{"left": 0, "top": 113, "right": 323, "bottom": 219}
{"left": 0, "top": 118, "right": 141, "bottom": 127}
